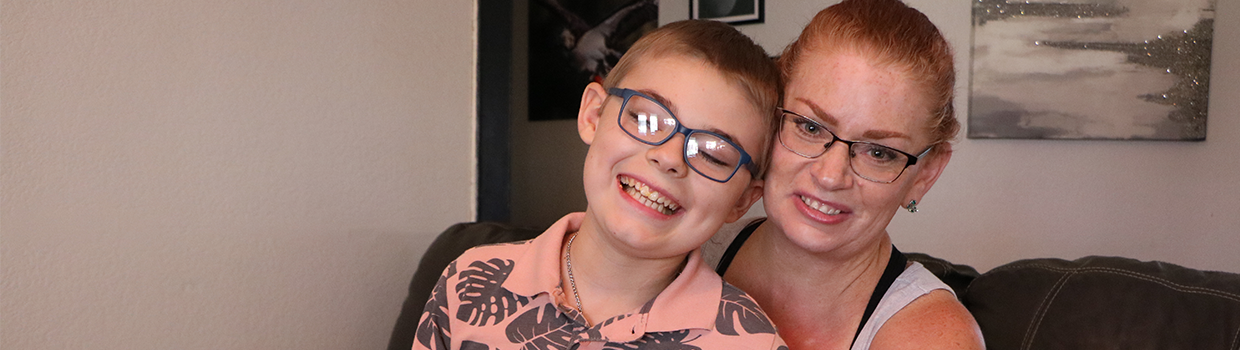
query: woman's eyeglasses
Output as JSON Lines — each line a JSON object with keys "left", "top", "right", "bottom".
{"left": 778, "top": 109, "right": 933, "bottom": 183}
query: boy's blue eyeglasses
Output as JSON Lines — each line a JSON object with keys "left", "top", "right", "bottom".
{"left": 608, "top": 88, "right": 756, "bottom": 183}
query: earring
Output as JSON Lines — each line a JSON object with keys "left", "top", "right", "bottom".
{"left": 905, "top": 200, "right": 918, "bottom": 213}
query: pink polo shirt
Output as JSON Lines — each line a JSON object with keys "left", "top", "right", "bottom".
{"left": 413, "top": 212, "right": 787, "bottom": 350}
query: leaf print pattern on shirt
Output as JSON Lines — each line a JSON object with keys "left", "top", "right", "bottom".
{"left": 456, "top": 258, "right": 530, "bottom": 326}
{"left": 715, "top": 284, "right": 777, "bottom": 336}
{"left": 602, "top": 330, "right": 703, "bottom": 350}
{"left": 460, "top": 340, "right": 495, "bottom": 350}
{"left": 506, "top": 304, "right": 580, "bottom": 350}
{"left": 418, "top": 261, "right": 457, "bottom": 350}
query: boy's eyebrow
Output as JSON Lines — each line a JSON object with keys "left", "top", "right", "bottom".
{"left": 640, "top": 88, "right": 742, "bottom": 145}
{"left": 637, "top": 89, "right": 679, "bottom": 116}
{"left": 797, "top": 97, "right": 911, "bottom": 141}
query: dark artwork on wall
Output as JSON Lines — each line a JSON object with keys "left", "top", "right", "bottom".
{"left": 969, "top": 0, "right": 1216, "bottom": 141}
{"left": 529, "top": 0, "right": 658, "bottom": 121}
{"left": 691, "top": 0, "right": 763, "bottom": 25}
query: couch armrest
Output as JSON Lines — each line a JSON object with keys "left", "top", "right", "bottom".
{"left": 963, "top": 256, "right": 1240, "bottom": 350}
{"left": 386, "top": 222, "right": 543, "bottom": 350}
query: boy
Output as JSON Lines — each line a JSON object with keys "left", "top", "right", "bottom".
{"left": 414, "top": 20, "right": 785, "bottom": 350}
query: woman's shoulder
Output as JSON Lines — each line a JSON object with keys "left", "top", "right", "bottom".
{"left": 869, "top": 287, "right": 984, "bottom": 350}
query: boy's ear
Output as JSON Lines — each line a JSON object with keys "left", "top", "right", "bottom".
{"left": 725, "top": 178, "right": 764, "bottom": 223}
{"left": 577, "top": 82, "right": 609, "bottom": 145}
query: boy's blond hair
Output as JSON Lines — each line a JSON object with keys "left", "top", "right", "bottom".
{"left": 602, "top": 20, "right": 781, "bottom": 180}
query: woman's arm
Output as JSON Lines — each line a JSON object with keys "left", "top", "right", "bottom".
{"left": 869, "top": 290, "right": 984, "bottom": 350}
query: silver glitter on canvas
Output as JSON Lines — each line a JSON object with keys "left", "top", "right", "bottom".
{"left": 969, "top": 0, "right": 1216, "bottom": 140}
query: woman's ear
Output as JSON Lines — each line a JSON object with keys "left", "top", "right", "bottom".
{"left": 907, "top": 146, "right": 952, "bottom": 206}
{"left": 577, "top": 82, "right": 609, "bottom": 145}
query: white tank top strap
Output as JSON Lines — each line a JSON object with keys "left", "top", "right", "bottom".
{"left": 849, "top": 261, "right": 953, "bottom": 350}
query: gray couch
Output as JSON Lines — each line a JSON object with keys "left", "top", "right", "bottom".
{"left": 388, "top": 222, "right": 1240, "bottom": 350}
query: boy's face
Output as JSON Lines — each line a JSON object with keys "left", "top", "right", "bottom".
{"left": 576, "top": 54, "right": 767, "bottom": 260}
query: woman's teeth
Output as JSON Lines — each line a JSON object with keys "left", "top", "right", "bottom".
{"left": 620, "top": 176, "right": 680, "bottom": 215}
{"left": 801, "top": 195, "right": 842, "bottom": 215}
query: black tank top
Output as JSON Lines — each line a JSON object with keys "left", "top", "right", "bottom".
{"left": 715, "top": 219, "right": 908, "bottom": 348}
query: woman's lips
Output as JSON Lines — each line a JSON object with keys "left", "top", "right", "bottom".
{"left": 799, "top": 195, "right": 842, "bottom": 216}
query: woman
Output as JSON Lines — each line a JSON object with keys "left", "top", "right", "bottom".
{"left": 704, "top": 0, "right": 985, "bottom": 349}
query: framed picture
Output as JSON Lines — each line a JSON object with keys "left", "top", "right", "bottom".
{"left": 691, "top": 0, "right": 763, "bottom": 25}
{"left": 528, "top": 0, "right": 659, "bottom": 121}
{"left": 968, "top": 0, "right": 1216, "bottom": 141}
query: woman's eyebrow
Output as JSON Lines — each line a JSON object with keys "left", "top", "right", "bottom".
{"left": 863, "top": 129, "right": 910, "bottom": 140}
{"left": 796, "top": 97, "right": 910, "bottom": 141}
{"left": 798, "top": 97, "right": 839, "bottom": 126}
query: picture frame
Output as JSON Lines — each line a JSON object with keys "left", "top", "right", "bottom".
{"left": 967, "top": 0, "right": 1215, "bottom": 141}
{"left": 527, "top": 0, "right": 658, "bottom": 121}
{"left": 691, "top": 0, "right": 763, "bottom": 25}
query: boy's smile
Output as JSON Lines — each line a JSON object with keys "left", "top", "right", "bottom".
{"left": 575, "top": 54, "right": 767, "bottom": 260}
{"left": 619, "top": 175, "right": 680, "bottom": 215}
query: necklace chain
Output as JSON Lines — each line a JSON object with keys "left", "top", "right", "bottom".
{"left": 565, "top": 233, "right": 590, "bottom": 327}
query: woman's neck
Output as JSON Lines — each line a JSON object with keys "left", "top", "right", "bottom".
{"left": 562, "top": 224, "right": 688, "bottom": 325}
{"left": 722, "top": 221, "right": 892, "bottom": 349}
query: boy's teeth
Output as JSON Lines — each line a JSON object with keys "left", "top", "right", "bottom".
{"left": 620, "top": 176, "right": 680, "bottom": 215}
{"left": 801, "top": 195, "right": 841, "bottom": 215}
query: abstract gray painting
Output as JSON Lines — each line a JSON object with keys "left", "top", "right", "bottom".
{"left": 969, "top": 0, "right": 1215, "bottom": 140}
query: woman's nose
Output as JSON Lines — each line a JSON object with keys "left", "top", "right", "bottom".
{"left": 809, "top": 142, "right": 853, "bottom": 189}
{"left": 647, "top": 134, "right": 689, "bottom": 178}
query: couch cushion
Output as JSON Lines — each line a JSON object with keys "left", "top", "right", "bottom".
{"left": 964, "top": 256, "right": 1240, "bottom": 350}
{"left": 387, "top": 222, "right": 544, "bottom": 350}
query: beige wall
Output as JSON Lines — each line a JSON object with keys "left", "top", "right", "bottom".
{"left": 1, "top": 1, "right": 475, "bottom": 349}
{"left": 515, "top": 0, "right": 1239, "bottom": 273}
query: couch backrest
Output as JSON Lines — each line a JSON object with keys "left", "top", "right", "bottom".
{"left": 389, "top": 223, "right": 1240, "bottom": 350}
{"left": 387, "top": 222, "right": 542, "bottom": 350}
{"left": 964, "top": 256, "right": 1240, "bottom": 350}
{"left": 905, "top": 252, "right": 980, "bottom": 299}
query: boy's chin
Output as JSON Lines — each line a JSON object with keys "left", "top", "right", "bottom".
{"left": 608, "top": 225, "right": 711, "bottom": 258}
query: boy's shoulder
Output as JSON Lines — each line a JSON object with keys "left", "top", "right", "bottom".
{"left": 447, "top": 238, "right": 536, "bottom": 271}
{"left": 715, "top": 281, "right": 779, "bottom": 337}
{"left": 679, "top": 281, "right": 784, "bottom": 349}
{"left": 443, "top": 238, "right": 540, "bottom": 279}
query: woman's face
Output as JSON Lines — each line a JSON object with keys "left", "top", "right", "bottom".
{"left": 764, "top": 49, "right": 948, "bottom": 255}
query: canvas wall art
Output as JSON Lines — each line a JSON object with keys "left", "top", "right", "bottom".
{"left": 528, "top": 0, "right": 658, "bottom": 121}
{"left": 969, "top": 0, "right": 1216, "bottom": 140}
{"left": 691, "top": 0, "right": 764, "bottom": 25}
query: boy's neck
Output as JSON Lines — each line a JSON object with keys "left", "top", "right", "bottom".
{"left": 563, "top": 215, "right": 690, "bottom": 325}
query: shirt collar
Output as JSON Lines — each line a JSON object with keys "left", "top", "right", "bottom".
{"left": 502, "top": 212, "right": 723, "bottom": 333}
{"left": 503, "top": 212, "right": 583, "bottom": 298}
{"left": 644, "top": 249, "right": 721, "bottom": 332}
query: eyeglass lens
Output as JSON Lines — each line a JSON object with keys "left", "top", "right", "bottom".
{"left": 618, "top": 93, "right": 744, "bottom": 182}
{"left": 780, "top": 113, "right": 910, "bottom": 183}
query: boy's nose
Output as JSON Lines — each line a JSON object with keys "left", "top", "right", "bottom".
{"left": 647, "top": 134, "right": 689, "bottom": 178}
